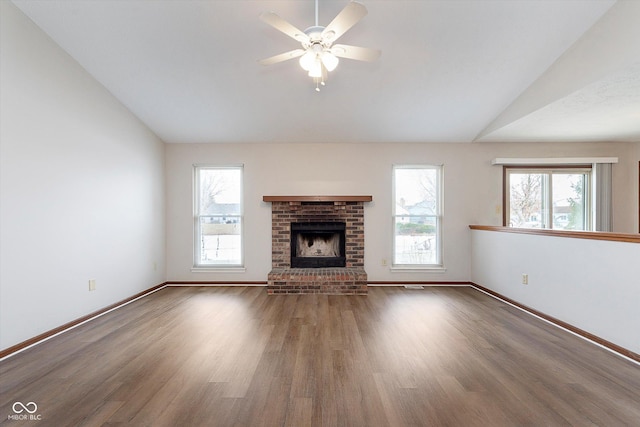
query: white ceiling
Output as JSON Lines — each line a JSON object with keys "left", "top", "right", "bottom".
{"left": 12, "top": 0, "right": 640, "bottom": 144}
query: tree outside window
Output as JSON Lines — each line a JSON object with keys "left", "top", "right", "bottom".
{"left": 506, "top": 168, "right": 590, "bottom": 231}
{"left": 393, "top": 165, "right": 442, "bottom": 267}
{"left": 194, "top": 166, "right": 243, "bottom": 267}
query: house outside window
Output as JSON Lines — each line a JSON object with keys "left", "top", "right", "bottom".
{"left": 393, "top": 165, "right": 443, "bottom": 267}
{"left": 505, "top": 167, "right": 591, "bottom": 230}
{"left": 194, "top": 166, "right": 243, "bottom": 267}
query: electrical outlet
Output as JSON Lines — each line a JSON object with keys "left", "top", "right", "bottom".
{"left": 522, "top": 274, "right": 528, "bottom": 285}
{"left": 89, "top": 279, "right": 96, "bottom": 291}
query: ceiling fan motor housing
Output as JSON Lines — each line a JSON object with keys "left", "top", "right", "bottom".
{"left": 304, "top": 26, "right": 328, "bottom": 47}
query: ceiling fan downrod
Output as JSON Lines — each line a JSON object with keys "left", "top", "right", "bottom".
{"left": 309, "top": 0, "right": 328, "bottom": 91}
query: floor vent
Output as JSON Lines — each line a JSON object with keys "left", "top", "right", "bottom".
{"left": 404, "top": 285, "right": 425, "bottom": 290}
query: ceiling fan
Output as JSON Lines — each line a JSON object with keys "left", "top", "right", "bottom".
{"left": 259, "top": 0, "right": 381, "bottom": 91}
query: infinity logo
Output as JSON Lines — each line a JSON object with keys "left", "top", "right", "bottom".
{"left": 12, "top": 401, "right": 38, "bottom": 414}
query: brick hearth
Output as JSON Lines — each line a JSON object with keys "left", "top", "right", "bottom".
{"left": 267, "top": 267, "right": 367, "bottom": 295}
{"left": 263, "top": 196, "right": 371, "bottom": 295}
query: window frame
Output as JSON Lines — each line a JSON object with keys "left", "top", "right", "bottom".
{"left": 392, "top": 164, "right": 444, "bottom": 269}
{"left": 503, "top": 165, "right": 592, "bottom": 231}
{"left": 193, "top": 165, "right": 244, "bottom": 269}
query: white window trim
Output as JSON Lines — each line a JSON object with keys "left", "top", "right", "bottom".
{"left": 390, "top": 266, "right": 447, "bottom": 273}
{"left": 392, "top": 164, "right": 444, "bottom": 269}
{"left": 492, "top": 157, "right": 618, "bottom": 165}
{"left": 193, "top": 164, "right": 244, "bottom": 269}
{"left": 191, "top": 267, "right": 246, "bottom": 273}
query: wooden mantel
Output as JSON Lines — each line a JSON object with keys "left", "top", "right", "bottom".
{"left": 263, "top": 195, "right": 372, "bottom": 203}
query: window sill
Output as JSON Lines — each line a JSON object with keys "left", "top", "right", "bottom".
{"left": 191, "top": 267, "right": 246, "bottom": 273}
{"left": 390, "top": 266, "right": 447, "bottom": 273}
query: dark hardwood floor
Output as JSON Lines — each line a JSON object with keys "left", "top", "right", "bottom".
{"left": 1, "top": 286, "right": 639, "bottom": 426}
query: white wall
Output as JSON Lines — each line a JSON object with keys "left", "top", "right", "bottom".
{"left": 471, "top": 229, "right": 640, "bottom": 355}
{"left": 633, "top": 142, "right": 640, "bottom": 233}
{"left": 0, "top": 2, "right": 166, "bottom": 351}
{"left": 614, "top": 141, "right": 640, "bottom": 234}
{"left": 165, "top": 140, "right": 636, "bottom": 283}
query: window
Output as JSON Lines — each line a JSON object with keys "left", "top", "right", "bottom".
{"left": 505, "top": 167, "right": 591, "bottom": 230}
{"left": 194, "top": 166, "right": 243, "bottom": 267}
{"left": 393, "top": 165, "right": 442, "bottom": 267}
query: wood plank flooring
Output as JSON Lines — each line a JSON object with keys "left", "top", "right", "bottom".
{"left": 1, "top": 286, "right": 639, "bottom": 426}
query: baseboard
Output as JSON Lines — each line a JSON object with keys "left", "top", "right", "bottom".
{"left": 470, "top": 282, "right": 640, "bottom": 364}
{"left": 367, "top": 281, "right": 470, "bottom": 286}
{"left": 165, "top": 281, "right": 268, "bottom": 286}
{"left": 0, "top": 282, "right": 167, "bottom": 360}
{"left": 164, "top": 281, "right": 470, "bottom": 286}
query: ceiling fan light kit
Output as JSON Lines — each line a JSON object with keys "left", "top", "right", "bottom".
{"left": 259, "top": 0, "right": 380, "bottom": 92}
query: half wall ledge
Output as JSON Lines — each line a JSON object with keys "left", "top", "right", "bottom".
{"left": 468, "top": 225, "right": 640, "bottom": 244}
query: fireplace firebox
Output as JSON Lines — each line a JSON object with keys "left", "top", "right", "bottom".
{"left": 290, "top": 222, "right": 346, "bottom": 268}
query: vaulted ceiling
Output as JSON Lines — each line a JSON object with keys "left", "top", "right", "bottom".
{"left": 12, "top": 0, "right": 640, "bottom": 144}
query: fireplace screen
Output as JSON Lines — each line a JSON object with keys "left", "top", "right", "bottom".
{"left": 290, "top": 222, "right": 346, "bottom": 268}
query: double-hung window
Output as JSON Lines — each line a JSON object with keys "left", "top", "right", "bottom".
{"left": 505, "top": 167, "right": 591, "bottom": 230}
{"left": 194, "top": 165, "right": 243, "bottom": 267}
{"left": 393, "top": 165, "right": 443, "bottom": 267}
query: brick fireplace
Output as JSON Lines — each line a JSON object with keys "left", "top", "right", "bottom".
{"left": 263, "top": 196, "right": 371, "bottom": 295}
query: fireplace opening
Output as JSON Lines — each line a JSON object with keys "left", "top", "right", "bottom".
{"left": 291, "top": 222, "right": 346, "bottom": 268}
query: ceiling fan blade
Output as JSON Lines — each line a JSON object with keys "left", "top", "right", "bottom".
{"left": 259, "top": 49, "right": 306, "bottom": 66}
{"left": 260, "top": 11, "right": 310, "bottom": 44}
{"left": 330, "top": 44, "right": 381, "bottom": 62}
{"left": 321, "top": 1, "right": 367, "bottom": 43}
